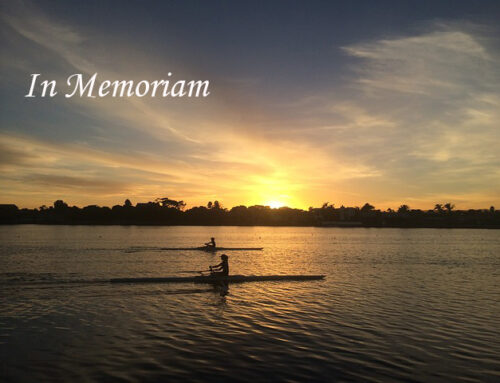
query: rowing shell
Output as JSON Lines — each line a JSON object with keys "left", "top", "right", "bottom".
{"left": 160, "top": 247, "right": 264, "bottom": 251}
{"left": 110, "top": 275, "right": 325, "bottom": 284}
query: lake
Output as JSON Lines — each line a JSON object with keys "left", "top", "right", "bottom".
{"left": 1, "top": 225, "right": 499, "bottom": 382}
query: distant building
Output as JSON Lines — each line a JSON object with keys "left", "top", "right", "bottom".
{"left": 0, "top": 204, "right": 18, "bottom": 211}
{"left": 339, "top": 207, "right": 357, "bottom": 221}
{"left": 0, "top": 204, "right": 19, "bottom": 222}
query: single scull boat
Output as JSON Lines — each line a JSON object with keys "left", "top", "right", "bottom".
{"left": 161, "top": 247, "right": 264, "bottom": 251}
{"left": 110, "top": 275, "right": 325, "bottom": 284}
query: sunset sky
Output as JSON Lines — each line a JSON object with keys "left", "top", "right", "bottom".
{"left": 1, "top": 1, "right": 499, "bottom": 210}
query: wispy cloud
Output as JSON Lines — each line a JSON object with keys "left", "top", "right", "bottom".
{"left": 280, "top": 22, "right": 500, "bottom": 207}
{"left": 342, "top": 28, "right": 492, "bottom": 95}
{"left": 1, "top": 1, "right": 204, "bottom": 143}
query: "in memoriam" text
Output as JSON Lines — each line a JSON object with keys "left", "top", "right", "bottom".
{"left": 25, "top": 73, "right": 210, "bottom": 98}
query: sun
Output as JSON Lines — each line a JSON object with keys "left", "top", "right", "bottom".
{"left": 266, "top": 200, "right": 285, "bottom": 209}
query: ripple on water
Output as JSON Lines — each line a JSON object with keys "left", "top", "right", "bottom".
{"left": 1, "top": 226, "right": 499, "bottom": 382}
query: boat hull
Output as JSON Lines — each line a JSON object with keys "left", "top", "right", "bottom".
{"left": 110, "top": 275, "right": 325, "bottom": 284}
{"left": 161, "top": 247, "right": 264, "bottom": 251}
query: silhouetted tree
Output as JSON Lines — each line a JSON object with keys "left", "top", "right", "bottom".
{"left": 444, "top": 203, "right": 455, "bottom": 213}
{"left": 434, "top": 204, "right": 443, "bottom": 214}
{"left": 156, "top": 197, "right": 186, "bottom": 210}
{"left": 398, "top": 204, "right": 410, "bottom": 214}
{"left": 361, "top": 203, "right": 375, "bottom": 212}
{"left": 53, "top": 200, "right": 68, "bottom": 210}
{"left": 1, "top": 199, "right": 499, "bottom": 228}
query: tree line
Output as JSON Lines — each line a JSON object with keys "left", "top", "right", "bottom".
{"left": 0, "top": 198, "right": 498, "bottom": 228}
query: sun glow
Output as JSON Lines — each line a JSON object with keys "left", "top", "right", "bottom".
{"left": 266, "top": 200, "right": 285, "bottom": 209}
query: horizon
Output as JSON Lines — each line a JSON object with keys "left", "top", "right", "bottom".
{"left": 3, "top": 197, "right": 496, "bottom": 212}
{"left": 1, "top": 1, "right": 500, "bottom": 210}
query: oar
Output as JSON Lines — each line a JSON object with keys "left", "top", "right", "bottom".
{"left": 178, "top": 269, "right": 211, "bottom": 274}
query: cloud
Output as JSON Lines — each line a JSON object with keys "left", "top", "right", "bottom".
{"left": 342, "top": 28, "right": 493, "bottom": 95}
{"left": 223, "top": 21, "right": 500, "bottom": 208}
{"left": 21, "top": 174, "right": 132, "bottom": 193}
{"left": 292, "top": 22, "right": 500, "bottom": 207}
{"left": 1, "top": 0, "right": 205, "bottom": 143}
{"left": 1, "top": 3, "right": 498, "bottom": 209}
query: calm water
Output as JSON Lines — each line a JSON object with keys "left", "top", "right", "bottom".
{"left": 1, "top": 225, "right": 499, "bottom": 382}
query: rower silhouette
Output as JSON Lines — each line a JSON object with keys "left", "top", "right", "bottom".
{"left": 210, "top": 254, "right": 229, "bottom": 296}
{"left": 204, "top": 237, "right": 216, "bottom": 248}
{"left": 210, "top": 254, "right": 229, "bottom": 276}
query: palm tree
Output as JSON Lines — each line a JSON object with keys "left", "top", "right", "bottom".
{"left": 444, "top": 203, "right": 455, "bottom": 213}
{"left": 434, "top": 204, "right": 443, "bottom": 213}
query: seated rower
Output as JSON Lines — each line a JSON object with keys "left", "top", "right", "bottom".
{"left": 210, "top": 254, "right": 229, "bottom": 276}
{"left": 204, "top": 237, "right": 216, "bottom": 248}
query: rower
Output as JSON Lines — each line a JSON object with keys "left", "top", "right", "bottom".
{"left": 210, "top": 254, "right": 229, "bottom": 296}
{"left": 210, "top": 254, "right": 229, "bottom": 276}
{"left": 204, "top": 237, "right": 216, "bottom": 248}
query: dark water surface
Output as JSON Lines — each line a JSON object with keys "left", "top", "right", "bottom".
{"left": 1, "top": 225, "right": 499, "bottom": 382}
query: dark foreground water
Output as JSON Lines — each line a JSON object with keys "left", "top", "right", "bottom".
{"left": 1, "top": 225, "right": 499, "bottom": 382}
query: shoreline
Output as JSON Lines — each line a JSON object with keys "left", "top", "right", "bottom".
{"left": 1, "top": 223, "right": 499, "bottom": 229}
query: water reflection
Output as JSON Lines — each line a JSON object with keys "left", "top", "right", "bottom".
{"left": 1, "top": 226, "right": 499, "bottom": 382}
{"left": 162, "top": 288, "right": 214, "bottom": 295}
